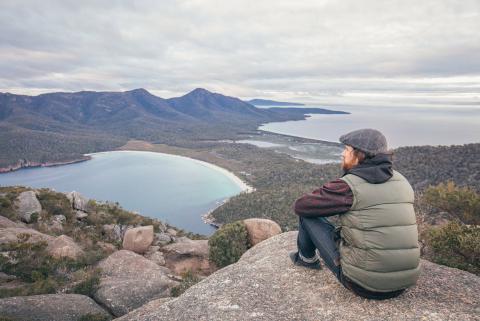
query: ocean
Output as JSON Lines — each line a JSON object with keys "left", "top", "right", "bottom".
{"left": 260, "top": 104, "right": 480, "bottom": 148}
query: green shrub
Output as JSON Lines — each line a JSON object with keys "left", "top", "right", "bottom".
{"left": 37, "top": 189, "right": 74, "bottom": 221}
{"left": 77, "top": 313, "right": 111, "bottom": 321}
{"left": 0, "top": 287, "right": 26, "bottom": 299}
{"left": 424, "top": 181, "right": 480, "bottom": 225}
{"left": 0, "top": 235, "right": 55, "bottom": 282}
{"left": 0, "top": 193, "right": 16, "bottom": 220}
{"left": 30, "top": 212, "right": 39, "bottom": 223}
{"left": 208, "top": 221, "right": 249, "bottom": 268}
{"left": 0, "top": 195, "right": 12, "bottom": 208}
{"left": 72, "top": 268, "right": 101, "bottom": 297}
{"left": 426, "top": 221, "right": 480, "bottom": 275}
{"left": 170, "top": 270, "right": 201, "bottom": 297}
{"left": 28, "top": 275, "right": 59, "bottom": 295}
{"left": 0, "top": 316, "right": 21, "bottom": 321}
{"left": 0, "top": 234, "right": 89, "bottom": 297}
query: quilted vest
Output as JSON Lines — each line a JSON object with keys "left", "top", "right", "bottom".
{"left": 339, "top": 170, "right": 421, "bottom": 292}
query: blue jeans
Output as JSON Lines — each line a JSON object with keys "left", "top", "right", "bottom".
{"left": 297, "top": 216, "right": 342, "bottom": 280}
{"left": 297, "top": 216, "right": 405, "bottom": 300}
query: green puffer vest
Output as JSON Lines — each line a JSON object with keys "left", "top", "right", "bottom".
{"left": 339, "top": 170, "right": 421, "bottom": 292}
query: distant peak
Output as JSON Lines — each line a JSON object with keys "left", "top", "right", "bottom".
{"left": 187, "top": 88, "right": 213, "bottom": 96}
{"left": 128, "top": 88, "right": 150, "bottom": 95}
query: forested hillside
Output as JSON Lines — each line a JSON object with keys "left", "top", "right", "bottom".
{"left": 211, "top": 143, "right": 480, "bottom": 230}
{"left": 0, "top": 89, "right": 346, "bottom": 169}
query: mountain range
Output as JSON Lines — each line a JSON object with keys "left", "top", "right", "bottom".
{"left": 0, "top": 88, "right": 347, "bottom": 169}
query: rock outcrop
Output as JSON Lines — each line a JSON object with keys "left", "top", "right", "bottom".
{"left": 0, "top": 215, "right": 26, "bottom": 228}
{"left": 117, "top": 231, "right": 479, "bottom": 321}
{"left": 0, "top": 294, "right": 110, "bottom": 321}
{"left": 122, "top": 225, "right": 154, "bottom": 254}
{"left": 144, "top": 245, "right": 166, "bottom": 266}
{"left": 243, "top": 218, "right": 282, "bottom": 246}
{"left": 94, "top": 250, "right": 178, "bottom": 317}
{"left": 14, "top": 191, "right": 42, "bottom": 223}
{"left": 154, "top": 232, "right": 173, "bottom": 246}
{"left": 103, "top": 224, "right": 131, "bottom": 243}
{"left": 0, "top": 226, "right": 55, "bottom": 245}
{"left": 66, "top": 191, "right": 90, "bottom": 213}
{"left": 75, "top": 210, "right": 88, "bottom": 220}
{"left": 46, "top": 235, "right": 85, "bottom": 259}
{"left": 162, "top": 237, "right": 210, "bottom": 275}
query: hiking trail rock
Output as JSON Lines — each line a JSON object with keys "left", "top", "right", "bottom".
{"left": 0, "top": 294, "right": 110, "bottom": 321}
{"left": 116, "top": 231, "right": 479, "bottom": 321}
{"left": 94, "top": 249, "right": 178, "bottom": 317}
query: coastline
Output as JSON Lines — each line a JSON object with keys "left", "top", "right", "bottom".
{"left": 0, "top": 156, "right": 91, "bottom": 174}
{"left": 1, "top": 147, "right": 254, "bottom": 233}
{"left": 87, "top": 149, "right": 255, "bottom": 194}
{"left": 88, "top": 149, "right": 256, "bottom": 230}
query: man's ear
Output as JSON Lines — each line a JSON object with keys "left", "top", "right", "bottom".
{"left": 353, "top": 149, "right": 366, "bottom": 164}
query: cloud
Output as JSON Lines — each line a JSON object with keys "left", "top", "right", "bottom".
{"left": 0, "top": 0, "right": 479, "bottom": 104}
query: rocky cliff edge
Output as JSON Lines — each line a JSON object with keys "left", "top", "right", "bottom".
{"left": 117, "top": 231, "right": 479, "bottom": 321}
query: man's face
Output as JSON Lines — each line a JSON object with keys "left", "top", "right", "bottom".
{"left": 341, "top": 145, "right": 360, "bottom": 171}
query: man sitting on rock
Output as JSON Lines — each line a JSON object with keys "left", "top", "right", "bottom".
{"left": 290, "top": 128, "right": 421, "bottom": 300}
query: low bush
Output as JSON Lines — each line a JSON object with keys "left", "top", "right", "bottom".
{"left": 0, "top": 287, "right": 26, "bottom": 299}
{"left": 426, "top": 221, "right": 480, "bottom": 275}
{"left": 208, "top": 221, "right": 249, "bottom": 268}
{"left": 170, "top": 270, "right": 201, "bottom": 297}
{"left": 37, "top": 189, "right": 75, "bottom": 221}
{"left": 0, "top": 234, "right": 100, "bottom": 297}
{"left": 0, "top": 195, "right": 12, "bottom": 208}
{"left": 71, "top": 268, "right": 101, "bottom": 297}
{"left": 424, "top": 181, "right": 480, "bottom": 225}
{"left": 0, "top": 235, "right": 57, "bottom": 282}
{"left": 77, "top": 313, "right": 111, "bottom": 321}
{"left": 0, "top": 316, "right": 21, "bottom": 321}
{"left": 0, "top": 187, "right": 23, "bottom": 220}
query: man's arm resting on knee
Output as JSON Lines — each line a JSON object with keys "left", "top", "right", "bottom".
{"left": 293, "top": 178, "right": 353, "bottom": 217}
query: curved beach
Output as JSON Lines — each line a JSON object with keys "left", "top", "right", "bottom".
{"left": 87, "top": 150, "right": 254, "bottom": 194}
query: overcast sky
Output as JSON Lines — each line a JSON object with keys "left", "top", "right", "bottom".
{"left": 1, "top": 0, "right": 479, "bottom": 104}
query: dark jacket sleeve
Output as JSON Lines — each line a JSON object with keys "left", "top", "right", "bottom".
{"left": 293, "top": 178, "right": 353, "bottom": 217}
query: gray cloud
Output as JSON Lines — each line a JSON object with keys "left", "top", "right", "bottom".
{"left": 0, "top": 0, "right": 479, "bottom": 104}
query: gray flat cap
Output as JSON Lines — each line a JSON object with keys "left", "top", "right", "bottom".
{"left": 339, "top": 128, "right": 388, "bottom": 155}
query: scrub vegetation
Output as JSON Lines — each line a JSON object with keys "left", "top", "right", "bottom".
{"left": 0, "top": 186, "right": 172, "bottom": 298}
{"left": 422, "top": 181, "right": 480, "bottom": 275}
{"left": 208, "top": 221, "right": 249, "bottom": 268}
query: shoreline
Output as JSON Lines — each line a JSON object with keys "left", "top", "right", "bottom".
{"left": 87, "top": 149, "right": 255, "bottom": 194}
{"left": 88, "top": 149, "right": 256, "bottom": 230}
{"left": 0, "top": 156, "right": 91, "bottom": 174}
{"left": 1, "top": 148, "right": 255, "bottom": 234}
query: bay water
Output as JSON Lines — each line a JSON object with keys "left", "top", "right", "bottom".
{"left": 0, "top": 151, "right": 246, "bottom": 235}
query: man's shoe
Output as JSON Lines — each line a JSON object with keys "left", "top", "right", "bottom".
{"left": 289, "top": 251, "right": 322, "bottom": 270}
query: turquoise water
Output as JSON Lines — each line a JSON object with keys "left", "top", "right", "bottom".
{"left": 0, "top": 151, "right": 245, "bottom": 235}
{"left": 260, "top": 105, "right": 480, "bottom": 148}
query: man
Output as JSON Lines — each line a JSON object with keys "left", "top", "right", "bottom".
{"left": 290, "top": 128, "right": 421, "bottom": 300}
